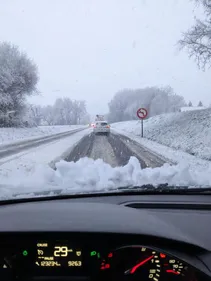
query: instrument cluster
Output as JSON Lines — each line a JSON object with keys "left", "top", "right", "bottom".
{"left": 0, "top": 237, "right": 209, "bottom": 281}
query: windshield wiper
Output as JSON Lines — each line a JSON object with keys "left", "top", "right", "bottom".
{"left": 0, "top": 184, "right": 211, "bottom": 206}
{"left": 115, "top": 184, "right": 211, "bottom": 194}
{"left": 14, "top": 184, "right": 211, "bottom": 198}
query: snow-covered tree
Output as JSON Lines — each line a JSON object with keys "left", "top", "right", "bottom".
{"left": 28, "top": 104, "right": 42, "bottom": 126}
{"left": 108, "top": 89, "right": 133, "bottom": 122}
{"left": 0, "top": 42, "right": 39, "bottom": 127}
{"left": 108, "top": 86, "right": 186, "bottom": 123}
{"left": 21, "top": 105, "right": 39, "bottom": 127}
{"left": 41, "top": 105, "right": 55, "bottom": 125}
{"left": 71, "top": 100, "right": 87, "bottom": 124}
{"left": 53, "top": 98, "right": 66, "bottom": 125}
{"left": 198, "top": 100, "right": 203, "bottom": 106}
{"left": 188, "top": 101, "right": 193, "bottom": 107}
{"left": 40, "top": 98, "right": 89, "bottom": 125}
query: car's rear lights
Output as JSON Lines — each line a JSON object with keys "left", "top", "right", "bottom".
{"left": 106, "top": 125, "right": 110, "bottom": 128}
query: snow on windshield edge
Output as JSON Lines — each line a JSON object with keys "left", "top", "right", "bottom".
{"left": 1, "top": 156, "right": 211, "bottom": 200}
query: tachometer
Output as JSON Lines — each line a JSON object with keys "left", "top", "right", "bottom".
{"left": 99, "top": 246, "right": 161, "bottom": 281}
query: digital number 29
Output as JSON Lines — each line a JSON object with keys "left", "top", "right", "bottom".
{"left": 54, "top": 246, "right": 68, "bottom": 257}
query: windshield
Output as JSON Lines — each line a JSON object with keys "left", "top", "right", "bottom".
{"left": 0, "top": 0, "right": 211, "bottom": 199}
{"left": 96, "top": 122, "right": 108, "bottom": 126}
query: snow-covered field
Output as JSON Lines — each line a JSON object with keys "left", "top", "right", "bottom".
{"left": 0, "top": 125, "right": 85, "bottom": 146}
{"left": 112, "top": 108, "right": 211, "bottom": 161}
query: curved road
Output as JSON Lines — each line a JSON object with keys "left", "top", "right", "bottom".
{"left": 65, "top": 132, "right": 169, "bottom": 168}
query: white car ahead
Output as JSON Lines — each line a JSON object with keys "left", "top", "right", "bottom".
{"left": 93, "top": 121, "right": 110, "bottom": 136}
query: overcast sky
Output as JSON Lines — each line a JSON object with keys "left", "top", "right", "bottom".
{"left": 0, "top": 0, "right": 210, "bottom": 114}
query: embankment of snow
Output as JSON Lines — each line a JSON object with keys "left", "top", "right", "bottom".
{"left": 1, "top": 157, "right": 211, "bottom": 199}
{"left": 112, "top": 108, "right": 211, "bottom": 161}
{"left": 180, "top": 106, "right": 207, "bottom": 112}
{"left": 0, "top": 125, "right": 85, "bottom": 146}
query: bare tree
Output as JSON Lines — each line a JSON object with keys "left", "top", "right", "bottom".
{"left": 178, "top": 0, "right": 211, "bottom": 69}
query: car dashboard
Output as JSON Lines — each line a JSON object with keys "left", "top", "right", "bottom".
{"left": 0, "top": 193, "right": 211, "bottom": 281}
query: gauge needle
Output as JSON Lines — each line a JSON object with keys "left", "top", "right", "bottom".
{"left": 124, "top": 255, "right": 154, "bottom": 275}
{"left": 166, "top": 270, "right": 180, "bottom": 275}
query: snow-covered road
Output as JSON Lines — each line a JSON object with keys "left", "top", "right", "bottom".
{"left": 89, "top": 135, "right": 118, "bottom": 167}
{"left": 0, "top": 125, "right": 84, "bottom": 146}
{"left": 0, "top": 127, "right": 86, "bottom": 161}
{"left": 0, "top": 129, "right": 91, "bottom": 168}
{"left": 1, "top": 126, "right": 211, "bottom": 199}
{"left": 65, "top": 132, "right": 167, "bottom": 168}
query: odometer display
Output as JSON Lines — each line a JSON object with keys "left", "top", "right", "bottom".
{"left": 35, "top": 241, "right": 82, "bottom": 268}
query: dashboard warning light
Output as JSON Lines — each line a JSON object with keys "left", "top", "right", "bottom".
{"left": 22, "top": 250, "right": 28, "bottom": 256}
{"left": 108, "top": 252, "right": 113, "bottom": 258}
{"left": 90, "top": 251, "right": 97, "bottom": 256}
{"left": 160, "top": 253, "right": 166, "bottom": 258}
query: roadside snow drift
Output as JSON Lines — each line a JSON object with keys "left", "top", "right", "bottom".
{"left": 112, "top": 108, "right": 211, "bottom": 161}
{"left": 0, "top": 157, "right": 211, "bottom": 199}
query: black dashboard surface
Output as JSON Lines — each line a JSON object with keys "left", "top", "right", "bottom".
{"left": 0, "top": 194, "right": 210, "bottom": 250}
{"left": 0, "top": 193, "right": 211, "bottom": 281}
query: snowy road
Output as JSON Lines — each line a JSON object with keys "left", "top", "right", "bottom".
{"left": 0, "top": 127, "right": 85, "bottom": 161}
{"left": 1, "top": 127, "right": 211, "bottom": 198}
{"left": 65, "top": 132, "right": 168, "bottom": 168}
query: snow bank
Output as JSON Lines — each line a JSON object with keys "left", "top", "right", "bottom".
{"left": 0, "top": 125, "right": 85, "bottom": 146}
{"left": 0, "top": 157, "right": 211, "bottom": 199}
{"left": 112, "top": 108, "right": 211, "bottom": 160}
{"left": 180, "top": 106, "right": 207, "bottom": 112}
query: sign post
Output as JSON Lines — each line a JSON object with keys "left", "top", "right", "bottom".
{"left": 136, "top": 108, "right": 148, "bottom": 137}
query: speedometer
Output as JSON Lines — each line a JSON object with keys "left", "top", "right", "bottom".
{"left": 99, "top": 246, "right": 161, "bottom": 281}
{"left": 159, "top": 252, "right": 196, "bottom": 281}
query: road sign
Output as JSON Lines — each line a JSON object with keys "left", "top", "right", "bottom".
{"left": 137, "top": 108, "right": 148, "bottom": 119}
{"left": 136, "top": 108, "right": 148, "bottom": 137}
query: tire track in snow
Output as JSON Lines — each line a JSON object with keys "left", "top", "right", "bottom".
{"left": 64, "top": 133, "right": 94, "bottom": 162}
{"left": 106, "top": 134, "right": 147, "bottom": 168}
{"left": 65, "top": 133, "right": 153, "bottom": 168}
{"left": 65, "top": 132, "right": 168, "bottom": 168}
{"left": 113, "top": 133, "right": 168, "bottom": 168}
{"left": 89, "top": 135, "right": 118, "bottom": 167}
